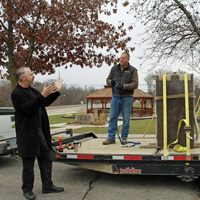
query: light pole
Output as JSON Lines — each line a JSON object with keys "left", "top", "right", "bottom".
{"left": 63, "top": 95, "right": 65, "bottom": 105}
{"left": 80, "top": 95, "right": 83, "bottom": 104}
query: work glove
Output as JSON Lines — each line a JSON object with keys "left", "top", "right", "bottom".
{"left": 111, "top": 79, "right": 116, "bottom": 86}
{"left": 117, "top": 84, "right": 124, "bottom": 90}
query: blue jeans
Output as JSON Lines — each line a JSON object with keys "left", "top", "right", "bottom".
{"left": 108, "top": 96, "right": 133, "bottom": 140}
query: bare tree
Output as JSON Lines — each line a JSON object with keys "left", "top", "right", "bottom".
{"left": 33, "top": 80, "right": 98, "bottom": 106}
{"left": 144, "top": 73, "right": 156, "bottom": 95}
{"left": 143, "top": 69, "right": 187, "bottom": 95}
{"left": 128, "top": 0, "right": 200, "bottom": 71}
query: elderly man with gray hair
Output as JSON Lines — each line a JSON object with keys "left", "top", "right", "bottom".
{"left": 11, "top": 67, "right": 64, "bottom": 200}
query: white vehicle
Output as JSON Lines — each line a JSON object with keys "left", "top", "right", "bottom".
{"left": 0, "top": 107, "right": 17, "bottom": 156}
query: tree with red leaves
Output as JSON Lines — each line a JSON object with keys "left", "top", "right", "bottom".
{"left": 0, "top": 0, "right": 134, "bottom": 89}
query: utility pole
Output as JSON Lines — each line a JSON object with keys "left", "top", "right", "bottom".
{"left": 1, "top": 87, "right": 4, "bottom": 107}
{"left": 58, "top": 71, "right": 61, "bottom": 106}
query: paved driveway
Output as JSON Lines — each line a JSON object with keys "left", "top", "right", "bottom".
{"left": 1, "top": 155, "right": 200, "bottom": 200}
{"left": 1, "top": 106, "right": 200, "bottom": 200}
{"left": 46, "top": 105, "right": 86, "bottom": 116}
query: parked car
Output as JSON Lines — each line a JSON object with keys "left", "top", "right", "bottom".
{"left": 0, "top": 107, "right": 17, "bottom": 156}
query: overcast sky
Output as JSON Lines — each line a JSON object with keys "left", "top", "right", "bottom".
{"left": 33, "top": 2, "right": 195, "bottom": 91}
{"left": 34, "top": 3, "right": 150, "bottom": 91}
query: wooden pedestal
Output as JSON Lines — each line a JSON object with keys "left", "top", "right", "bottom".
{"left": 156, "top": 74, "right": 195, "bottom": 148}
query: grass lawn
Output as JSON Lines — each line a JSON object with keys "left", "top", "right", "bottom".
{"left": 72, "top": 119, "right": 156, "bottom": 134}
{"left": 48, "top": 114, "right": 75, "bottom": 124}
{"left": 48, "top": 114, "right": 156, "bottom": 135}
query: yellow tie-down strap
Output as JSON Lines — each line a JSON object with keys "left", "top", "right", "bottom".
{"left": 168, "top": 119, "right": 188, "bottom": 152}
{"left": 155, "top": 92, "right": 195, "bottom": 100}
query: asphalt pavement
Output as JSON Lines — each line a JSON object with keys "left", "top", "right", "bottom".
{"left": 1, "top": 106, "right": 200, "bottom": 200}
{"left": 46, "top": 104, "right": 86, "bottom": 116}
{"left": 1, "top": 155, "right": 200, "bottom": 200}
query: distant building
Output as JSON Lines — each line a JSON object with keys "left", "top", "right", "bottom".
{"left": 86, "top": 85, "right": 154, "bottom": 117}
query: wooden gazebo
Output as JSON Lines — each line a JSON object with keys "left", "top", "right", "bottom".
{"left": 86, "top": 85, "right": 154, "bottom": 117}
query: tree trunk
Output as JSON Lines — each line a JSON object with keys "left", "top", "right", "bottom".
{"left": 10, "top": 72, "right": 17, "bottom": 91}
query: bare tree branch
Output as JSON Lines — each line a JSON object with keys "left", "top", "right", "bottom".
{"left": 130, "top": 0, "right": 200, "bottom": 72}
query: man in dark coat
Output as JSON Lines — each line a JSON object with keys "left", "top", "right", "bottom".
{"left": 11, "top": 67, "right": 64, "bottom": 200}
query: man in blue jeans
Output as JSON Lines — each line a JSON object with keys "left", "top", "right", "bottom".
{"left": 102, "top": 52, "right": 138, "bottom": 145}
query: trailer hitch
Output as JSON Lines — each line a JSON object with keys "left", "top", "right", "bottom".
{"left": 177, "top": 166, "right": 198, "bottom": 182}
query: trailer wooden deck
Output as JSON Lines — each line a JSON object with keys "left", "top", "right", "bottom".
{"left": 53, "top": 133, "right": 200, "bottom": 156}
{"left": 62, "top": 137, "right": 157, "bottom": 155}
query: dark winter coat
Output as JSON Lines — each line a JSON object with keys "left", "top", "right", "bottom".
{"left": 11, "top": 84, "right": 60, "bottom": 158}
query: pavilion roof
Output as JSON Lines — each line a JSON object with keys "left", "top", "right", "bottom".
{"left": 86, "top": 85, "right": 154, "bottom": 99}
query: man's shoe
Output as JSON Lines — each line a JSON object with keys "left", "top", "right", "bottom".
{"left": 23, "top": 191, "right": 36, "bottom": 200}
{"left": 42, "top": 185, "right": 64, "bottom": 194}
{"left": 102, "top": 139, "right": 116, "bottom": 145}
{"left": 121, "top": 139, "right": 127, "bottom": 144}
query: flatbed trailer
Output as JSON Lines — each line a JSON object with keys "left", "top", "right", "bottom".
{"left": 49, "top": 73, "right": 200, "bottom": 183}
{"left": 51, "top": 130, "right": 200, "bottom": 182}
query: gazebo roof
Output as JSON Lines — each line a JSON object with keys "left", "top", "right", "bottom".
{"left": 86, "top": 85, "right": 154, "bottom": 116}
{"left": 86, "top": 85, "right": 154, "bottom": 99}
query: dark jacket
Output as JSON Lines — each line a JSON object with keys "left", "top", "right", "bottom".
{"left": 107, "top": 63, "right": 138, "bottom": 97}
{"left": 11, "top": 84, "right": 60, "bottom": 158}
